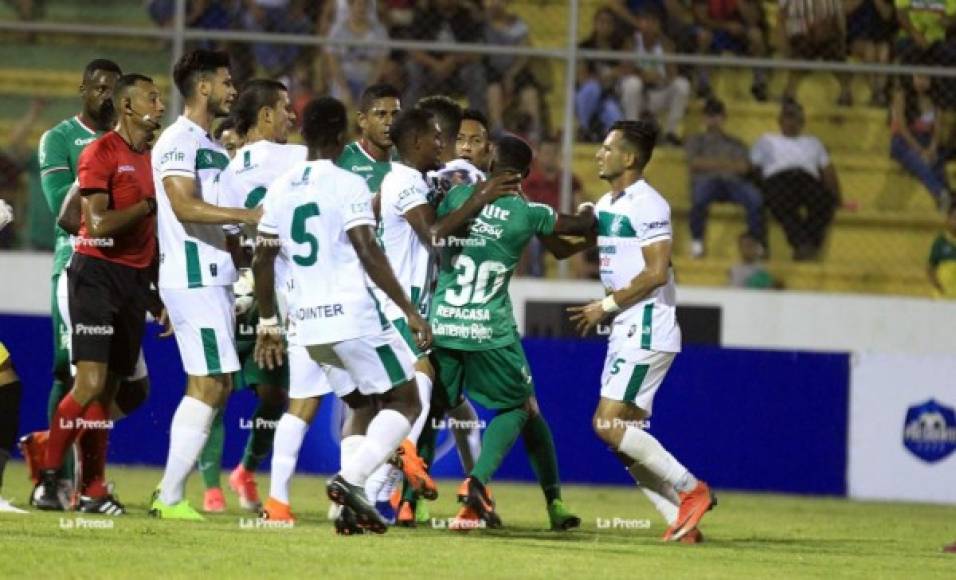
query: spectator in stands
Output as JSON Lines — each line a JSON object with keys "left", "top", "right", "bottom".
{"left": 605, "top": 1, "right": 713, "bottom": 93}
{"left": 403, "top": 0, "right": 488, "bottom": 112}
{"left": 520, "top": 137, "right": 584, "bottom": 276}
{"left": 730, "top": 233, "right": 778, "bottom": 288}
{"left": 890, "top": 72, "right": 953, "bottom": 211}
{"left": 0, "top": 99, "right": 44, "bottom": 249}
{"left": 483, "top": 0, "right": 545, "bottom": 142}
{"left": 631, "top": 8, "right": 692, "bottom": 145}
{"left": 575, "top": 7, "right": 634, "bottom": 141}
{"left": 894, "top": 0, "right": 956, "bottom": 64}
{"left": 148, "top": 0, "right": 239, "bottom": 34}
{"left": 928, "top": 205, "right": 956, "bottom": 298}
{"left": 751, "top": 100, "right": 841, "bottom": 261}
{"left": 686, "top": 98, "right": 765, "bottom": 258}
{"left": 846, "top": 0, "right": 896, "bottom": 106}
{"left": 241, "top": 0, "right": 314, "bottom": 75}
{"left": 325, "top": 0, "right": 390, "bottom": 108}
{"left": 778, "top": 0, "right": 853, "bottom": 106}
{"left": 692, "top": 0, "right": 770, "bottom": 101}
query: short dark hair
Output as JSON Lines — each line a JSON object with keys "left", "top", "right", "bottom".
{"left": 214, "top": 117, "right": 237, "bottom": 140}
{"left": 389, "top": 109, "right": 435, "bottom": 153}
{"left": 359, "top": 83, "right": 402, "bottom": 113}
{"left": 460, "top": 108, "right": 490, "bottom": 134}
{"left": 233, "top": 79, "right": 287, "bottom": 136}
{"left": 610, "top": 119, "right": 658, "bottom": 169}
{"left": 173, "top": 49, "right": 231, "bottom": 98}
{"left": 416, "top": 95, "right": 462, "bottom": 142}
{"left": 494, "top": 134, "right": 533, "bottom": 176}
{"left": 113, "top": 73, "right": 154, "bottom": 102}
{"left": 83, "top": 59, "right": 122, "bottom": 83}
{"left": 301, "top": 96, "right": 347, "bottom": 150}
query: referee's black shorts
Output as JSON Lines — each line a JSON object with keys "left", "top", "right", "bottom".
{"left": 67, "top": 253, "right": 149, "bottom": 377}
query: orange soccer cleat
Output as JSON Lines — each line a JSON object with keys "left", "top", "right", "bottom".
{"left": 396, "top": 499, "right": 416, "bottom": 527}
{"left": 397, "top": 439, "right": 438, "bottom": 500}
{"left": 664, "top": 481, "right": 716, "bottom": 542}
{"left": 449, "top": 505, "right": 484, "bottom": 532}
{"left": 18, "top": 431, "right": 49, "bottom": 484}
{"left": 262, "top": 497, "right": 296, "bottom": 523}
{"left": 229, "top": 465, "right": 262, "bottom": 512}
{"left": 203, "top": 487, "right": 226, "bottom": 513}
{"left": 678, "top": 528, "right": 704, "bottom": 544}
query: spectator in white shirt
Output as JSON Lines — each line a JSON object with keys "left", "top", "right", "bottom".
{"left": 750, "top": 100, "right": 841, "bottom": 261}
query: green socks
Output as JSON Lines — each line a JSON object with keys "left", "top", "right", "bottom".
{"left": 522, "top": 413, "right": 562, "bottom": 504}
{"left": 198, "top": 409, "right": 225, "bottom": 489}
{"left": 470, "top": 407, "right": 529, "bottom": 485}
{"left": 240, "top": 400, "right": 283, "bottom": 471}
{"left": 47, "top": 379, "right": 74, "bottom": 482}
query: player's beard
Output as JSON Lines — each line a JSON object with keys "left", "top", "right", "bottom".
{"left": 92, "top": 100, "right": 115, "bottom": 131}
{"left": 209, "top": 95, "right": 230, "bottom": 119}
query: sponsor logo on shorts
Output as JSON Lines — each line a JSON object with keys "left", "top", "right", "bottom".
{"left": 903, "top": 399, "right": 956, "bottom": 463}
{"left": 431, "top": 417, "right": 487, "bottom": 431}
{"left": 74, "top": 323, "right": 114, "bottom": 336}
{"left": 595, "top": 517, "right": 651, "bottom": 530}
{"left": 238, "top": 517, "right": 294, "bottom": 529}
{"left": 60, "top": 517, "right": 115, "bottom": 530}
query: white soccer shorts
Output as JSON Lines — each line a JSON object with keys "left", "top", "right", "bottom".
{"left": 288, "top": 344, "right": 355, "bottom": 400}
{"left": 160, "top": 286, "right": 240, "bottom": 376}
{"left": 302, "top": 325, "right": 417, "bottom": 396}
{"left": 57, "top": 264, "right": 147, "bottom": 381}
{"left": 600, "top": 340, "right": 676, "bottom": 416}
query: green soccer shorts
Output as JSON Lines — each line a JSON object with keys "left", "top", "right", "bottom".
{"left": 431, "top": 340, "right": 534, "bottom": 411}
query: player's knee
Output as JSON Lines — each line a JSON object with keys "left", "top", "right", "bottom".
{"left": 114, "top": 377, "right": 149, "bottom": 416}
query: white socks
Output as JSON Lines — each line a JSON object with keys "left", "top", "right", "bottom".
{"left": 449, "top": 399, "right": 482, "bottom": 473}
{"left": 269, "top": 414, "right": 308, "bottom": 504}
{"left": 628, "top": 461, "right": 679, "bottom": 525}
{"left": 340, "top": 410, "right": 410, "bottom": 487}
{"left": 408, "top": 371, "right": 433, "bottom": 444}
{"left": 365, "top": 463, "right": 394, "bottom": 503}
{"left": 159, "top": 396, "right": 215, "bottom": 506}
{"left": 619, "top": 426, "right": 697, "bottom": 493}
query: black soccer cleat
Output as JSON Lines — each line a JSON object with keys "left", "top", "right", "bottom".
{"left": 333, "top": 505, "right": 365, "bottom": 536}
{"left": 77, "top": 494, "right": 126, "bottom": 516}
{"left": 326, "top": 474, "right": 387, "bottom": 534}
{"left": 31, "top": 469, "right": 66, "bottom": 511}
{"left": 460, "top": 476, "right": 502, "bottom": 529}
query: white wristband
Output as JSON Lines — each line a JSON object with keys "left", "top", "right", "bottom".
{"left": 258, "top": 315, "right": 279, "bottom": 327}
{"left": 601, "top": 294, "right": 620, "bottom": 314}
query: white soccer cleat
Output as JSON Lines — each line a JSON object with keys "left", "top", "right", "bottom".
{"left": 0, "top": 497, "right": 29, "bottom": 514}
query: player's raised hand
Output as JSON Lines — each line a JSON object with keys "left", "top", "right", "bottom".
{"left": 254, "top": 323, "right": 285, "bottom": 370}
{"left": 567, "top": 300, "right": 607, "bottom": 337}
{"left": 407, "top": 311, "right": 433, "bottom": 350}
{"left": 474, "top": 171, "right": 522, "bottom": 204}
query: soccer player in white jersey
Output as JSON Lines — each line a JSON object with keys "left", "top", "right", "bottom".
{"left": 148, "top": 49, "right": 261, "bottom": 520}
{"left": 568, "top": 120, "right": 715, "bottom": 543}
{"left": 192, "top": 79, "right": 306, "bottom": 513}
{"left": 253, "top": 96, "right": 431, "bottom": 533}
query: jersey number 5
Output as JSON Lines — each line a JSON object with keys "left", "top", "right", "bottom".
{"left": 291, "top": 202, "right": 320, "bottom": 266}
{"left": 445, "top": 255, "right": 507, "bottom": 307}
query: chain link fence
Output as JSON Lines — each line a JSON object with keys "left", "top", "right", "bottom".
{"left": 1, "top": 0, "right": 955, "bottom": 298}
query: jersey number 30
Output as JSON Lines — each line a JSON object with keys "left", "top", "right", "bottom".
{"left": 445, "top": 255, "right": 507, "bottom": 306}
{"left": 291, "top": 202, "right": 320, "bottom": 266}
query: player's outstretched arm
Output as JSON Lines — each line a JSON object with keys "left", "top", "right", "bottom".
{"left": 428, "top": 172, "right": 521, "bottom": 242}
{"left": 56, "top": 181, "right": 82, "bottom": 235}
{"left": 404, "top": 203, "right": 437, "bottom": 248}
{"left": 81, "top": 190, "right": 155, "bottom": 238}
{"left": 164, "top": 175, "right": 261, "bottom": 226}
{"left": 348, "top": 224, "right": 433, "bottom": 350}
{"left": 538, "top": 233, "right": 596, "bottom": 260}
{"left": 567, "top": 240, "right": 671, "bottom": 336}
{"left": 252, "top": 233, "right": 284, "bottom": 370}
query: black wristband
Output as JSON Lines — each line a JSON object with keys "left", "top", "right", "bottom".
{"left": 144, "top": 197, "right": 157, "bottom": 216}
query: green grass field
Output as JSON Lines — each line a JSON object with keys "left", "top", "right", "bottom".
{"left": 1, "top": 462, "right": 954, "bottom": 579}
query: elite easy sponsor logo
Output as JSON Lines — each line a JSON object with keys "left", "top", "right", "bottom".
{"left": 902, "top": 399, "right": 956, "bottom": 463}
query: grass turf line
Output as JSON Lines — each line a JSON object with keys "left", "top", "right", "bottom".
{"left": 0, "top": 462, "right": 954, "bottom": 579}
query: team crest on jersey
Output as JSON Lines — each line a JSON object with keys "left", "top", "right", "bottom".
{"left": 903, "top": 399, "right": 956, "bottom": 463}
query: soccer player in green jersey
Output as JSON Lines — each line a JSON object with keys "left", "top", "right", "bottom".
{"left": 335, "top": 83, "right": 401, "bottom": 193}
{"left": 429, "top": 135, "right": 595, "bottom": 530}
{"left": 24, "top": 59, "right": 127, "bottom": 505}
